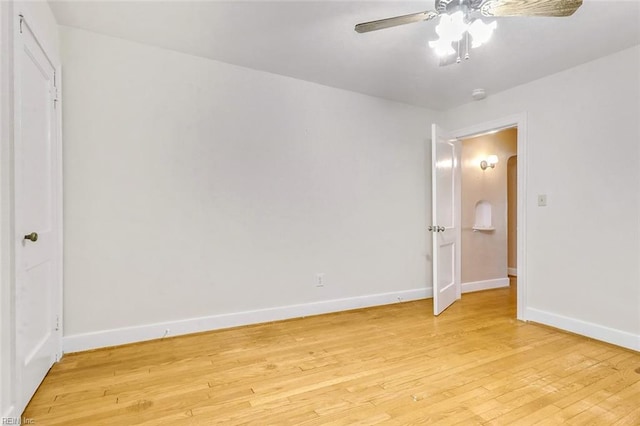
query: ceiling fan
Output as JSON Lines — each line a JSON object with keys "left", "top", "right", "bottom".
{"left": 355, "top": 0, "right": 583, "bottom": 65}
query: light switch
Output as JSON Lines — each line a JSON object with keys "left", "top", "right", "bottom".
{"left": 537, "top": 194, "right": 547, "bottom": 207}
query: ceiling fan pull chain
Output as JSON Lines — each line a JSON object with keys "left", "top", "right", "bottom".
{"left": 465, "top": 32, "right": 470, "bottom": 60}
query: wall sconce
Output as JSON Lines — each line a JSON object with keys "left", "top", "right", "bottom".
{"left": 480, "top": 155, "right": 498, "bottom": 170}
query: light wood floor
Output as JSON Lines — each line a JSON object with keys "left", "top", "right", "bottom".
{"left": 25, "top": 280, "right": 640, "bottom": 425}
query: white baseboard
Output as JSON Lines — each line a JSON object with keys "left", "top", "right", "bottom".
{"left": 525, "top": 307, "right": 640, "bottom": 352}
{"left": 508, "top": 268, "right": 517, "bottom": 276}
{"left": 461, "top": 277, "right": 510, "bottom": 294}
{"left": 63, "top": 287, "right": 432, "bottom": 353}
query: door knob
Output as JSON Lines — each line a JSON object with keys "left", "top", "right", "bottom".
{"left": 439, "top": 226, "right": 445, "bottom": 232}
{"left": 428, "top": 226, "right": 434, "bottom": 232}
{"left": 24, "top": 232, "right": 38, "bottom": 242}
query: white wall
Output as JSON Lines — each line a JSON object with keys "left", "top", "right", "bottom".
{"left": 1, "top": 0, "right": 60, "bottom": 418}
{"left": 60, "top": 27, "right": 439, "bottom": 351}
{"left": 443, "top": 45, "right": 640, "bottom": 350}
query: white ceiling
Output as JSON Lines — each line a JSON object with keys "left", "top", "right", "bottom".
{"left": 49, "top": 0, "right": 640, "bottom": 110}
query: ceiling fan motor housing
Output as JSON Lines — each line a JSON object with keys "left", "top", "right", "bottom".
{"left": 436, "top": 0, "right": 485, "bottom": 15}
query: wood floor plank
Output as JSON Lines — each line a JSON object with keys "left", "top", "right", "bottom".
{"left": 23, "top": 281, "right": 640, "bottom": 425}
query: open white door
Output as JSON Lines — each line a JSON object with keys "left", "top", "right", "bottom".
{"left": 431, "top": 124, "right": 461, "bottom": 315}
{"left": 14, "top": 13, "right": 62, "bottom": 413}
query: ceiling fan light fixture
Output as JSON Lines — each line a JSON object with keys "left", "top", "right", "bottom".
{"left": 468, "top": 19, "right": 497, "bottom": 48}
{"left": 355, "top": 0, "right": 583, "bottom": 66}
{"left": 434, "top": 11, "right": 467, "bottom": 43}
{"left": 429, "top": 38, "right": 456, "bottom": 57}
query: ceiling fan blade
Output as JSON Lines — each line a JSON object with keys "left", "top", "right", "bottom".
{"left": 480, "top": 0, "right": 583, "bottom": 17}
{"left": 355, "top": 10, "right": 438, "bottom": 33}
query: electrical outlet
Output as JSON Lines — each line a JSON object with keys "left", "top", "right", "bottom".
{"left": 316, "top": 273, "right": 325, "bottom": 287}
{"left": 537, "top": 194, "right": 547, "bottom": 207}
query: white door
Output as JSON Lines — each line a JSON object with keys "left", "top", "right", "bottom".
{"left": 431, "top": 124, "right": 461, "bottom": 315}
{"left": 14, "top": 14, "right": 61, "bottom": 412}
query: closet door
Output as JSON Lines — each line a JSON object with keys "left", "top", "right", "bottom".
{"left": 14, "top": 12, "right": 62, "bottom": 413}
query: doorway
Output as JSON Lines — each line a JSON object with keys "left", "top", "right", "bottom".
{"left": 453, "top": 115, "right": 527, "bottom": 320}
{"left": 459, "top": 128, "right": 517, "bottom": 294}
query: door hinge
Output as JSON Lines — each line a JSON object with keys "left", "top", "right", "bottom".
{"left": 18, "top": 14, "right": 24, "bottom": 34}
{"left": 53, "top": 86, "right": 59, "bottom": 108}
{"left": 55, "top": 315, "right": 60, "bottom": 331}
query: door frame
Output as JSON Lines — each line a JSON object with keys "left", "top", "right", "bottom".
{"left": 448, "top": 113, "right": 528, "bottom": 321}
{"left": 10, "top": 6, "right": 63, "bottom": 415}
